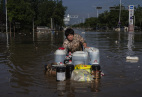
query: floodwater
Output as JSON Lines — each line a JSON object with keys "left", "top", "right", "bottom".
{"left": 0, "top": 29, "right": 142, "bottom": 97}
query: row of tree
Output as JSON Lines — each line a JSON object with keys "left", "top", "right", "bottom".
{"left": 0, "top": 0, "right": 67, "bottom": 32}
{"left": 73, "top": 5, "right": 142, "bottom": 30}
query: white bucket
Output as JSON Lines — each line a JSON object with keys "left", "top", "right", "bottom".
{"left": 72, "top": 51, "right": 89, "bottom": 65}
{"left": 54, "top": 49, "right": 67, "bottom": 63}
{"left": 85, "top": 47, "right": 100, "bottom": 64}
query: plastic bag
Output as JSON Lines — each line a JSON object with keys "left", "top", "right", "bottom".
{"left": 74, "top": 64, "right": 91, "bottom": 73}
{"left": 74, "top": 64, "right": 91, "bottom": 69}
{"left": 71, "top": 69, "right": 93, "bottom": 81}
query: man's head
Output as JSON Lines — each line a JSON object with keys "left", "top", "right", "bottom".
{"left": 65, "top": 28, "right": 74, "bottom": 41}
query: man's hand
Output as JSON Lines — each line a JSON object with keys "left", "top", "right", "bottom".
{"left": 83, "top": 43, "right": 89, "bottom": 48}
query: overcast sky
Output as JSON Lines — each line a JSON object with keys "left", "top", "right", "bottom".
{"left": 62, "top": 0, "right": 142, "bottom": 24}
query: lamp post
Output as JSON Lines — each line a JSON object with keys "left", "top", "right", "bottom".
{"left": 5, "top": 0, "right": 8, "bottom": 33}
{"left": 118, "top": 0, "right": 121, "bottom": 30}
{"left": 96, "top": 7, "right": 102, "bottom": 18}
{"left": 110, "top": 0, "right": 122, "bottom": 31}
{"left": 92, "top": 6, "right": 102, "bottom": 30}
{"left": 92, "top": 6, "right": 102, "bottom": 18}
{"left": 33, "top": 18, "right": 34, "bottom": 41}
{"left": 5, "top": 0, "right": 9, "bottom": 48}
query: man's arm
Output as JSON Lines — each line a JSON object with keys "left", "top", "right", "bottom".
{"left": 77, "top": 34, "right": 89, "bottom": 48}
{"left": 83, "top": 42, "right": 89, "bottom": 48}
{"left": 62, "top": 39, "right": 68, "bottom": 49}
{"left": 83, "top": 43, "right": 87, "bottom": 48}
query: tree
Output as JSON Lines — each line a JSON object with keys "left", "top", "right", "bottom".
{"left": 6, "top": 0, "right": 66, "bottom": 32}
{"left": 135, "top": 5, "right": 142, "bottom": 29}
{"left": 35, "top": 0, "right": 66, "bottom": 29}
{"left": 52, "top": 1, "right": 67, "bottom": 29}
{"left": 85, "top": 17, "right": 98, "bottom": 28}
{"left": 98, "top": 11, "right": 110, "bottom": 27}
{"left": 0, "top": 0, "right": 6, "bottom": 32}
{"left": 7, "top": 0, "right": 34, "bottom": 32}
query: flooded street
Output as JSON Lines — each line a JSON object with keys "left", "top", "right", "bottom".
{"left": 0, "top": 29, "right": 142, "bottom": 97}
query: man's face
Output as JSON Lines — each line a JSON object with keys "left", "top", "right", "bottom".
{"left": 67, "top": 34, "right": 74, "bottom": 41}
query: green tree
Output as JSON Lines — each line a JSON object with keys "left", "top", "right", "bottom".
{"left": 6, "top": 0, "right": 66, "bottom": 32}
{"left": 36, "top": 0, "right": 55, "bottom": 26}
{"left": 52, "top": 1, "right": 67, "bottom": 29}
{"left": 7, "top": 0, "right": 34, "bottom": 32}
{"left": 85, "top": 17, "right": 98, "bottom": 28}
{"left": 120, "top": 9, "right": 128, "bottom": 26}
{"left": 36, "top": 0, "right": 66, "bottom": 29}
{"left": 98, "top": 11, "right": 110, "bottom": 27}
{"left": 135, "top": 5, "right": 142, "bottom": 28}
{"left": 0, "top": 0, "right": 6, "bottom": 27}
{"left": 108, "top": 7, "right": 119, "bottom": 27}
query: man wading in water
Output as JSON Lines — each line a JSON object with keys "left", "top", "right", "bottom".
{"left": 63, "top": 28, "right": 89, "bottom": 53}
{"left": 45, "top": 28, "right": 89, "bottom": 75}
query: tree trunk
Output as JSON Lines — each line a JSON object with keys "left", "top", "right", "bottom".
{"left": 140, "top": 21, "right": 141, "bottom": 31}
{"left": 14, "top": 25, "right": 15, "bottom": 38}
{"left": 10, "top": 22, "right": 11, "bottom": 37}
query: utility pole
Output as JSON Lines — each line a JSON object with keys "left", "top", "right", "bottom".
{"left": 5, "top": 0, "right": 9, "bottom": 48}
{"left": 93, "top": 6, "right": 102, "bottom": 18}
{"left": 88, "top": 14, "right": 90, "bottom": 18}
{"left": 51, "top": 18, "right": 53, "bottom": 30}
{"left": 5, "top": 0, "right": 8, "bottom": 33}
{"left": 33, "top": 18, "right": 34, "bottom": 41}
{"left": 118, "top": 0, "right": 121, "bottom": 30}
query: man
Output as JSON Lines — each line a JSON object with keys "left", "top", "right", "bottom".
{"left": 62, "top": 28, "right": 88, "bottom": 53}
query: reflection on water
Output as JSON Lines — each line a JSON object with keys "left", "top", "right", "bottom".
{"left": 90, "top": 79, "right": 101, "bottom": 92}
{"left": 57, "top": 81, "right": 66, "bottom": 97}
{"left": 0, "top": 30, "right": 142, "bottom": 97}
{"left": 127, "top": 32, "right": 135, "bottom": 56}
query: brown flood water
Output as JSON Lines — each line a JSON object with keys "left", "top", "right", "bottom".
{"left": 0, "top": 29, "right": 142, "bottom": 97}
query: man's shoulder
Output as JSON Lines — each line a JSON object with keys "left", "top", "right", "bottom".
{"left": 74, "top": 33, "right": 80, "bottom": 36}
{"left": 74, "top": 33, "right": 81, "bottom": 37}
{"left": 63, "top": 38, "right": 69, "bottom": 43}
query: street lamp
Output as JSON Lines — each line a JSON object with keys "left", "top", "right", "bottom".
{"left": 109, "top": 0, "right": 122, "bottom": 31}
{"left": 93, "top": 6, "right": 102, "bottom": 18}
{"left": 5, "top": 0, "right": 9, "bottom": 48}
{"left": 118, "top": 0, "right": 121, "bottom": 28}
{"left": 96, "top": 7, "right": 102, "bottom": 18}
{"left": 5, "top": 0, "right": 8, "bottom": 33}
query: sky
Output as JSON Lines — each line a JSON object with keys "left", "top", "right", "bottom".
{"left": 62, "top": 0, "right": 142, "bottom": 24}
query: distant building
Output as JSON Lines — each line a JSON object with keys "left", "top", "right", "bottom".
{"left": 36, "top": 26, "right": 49, "bottom": 33}
{"left": 37, "top": 26, "right": 49, "bottom": 30}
